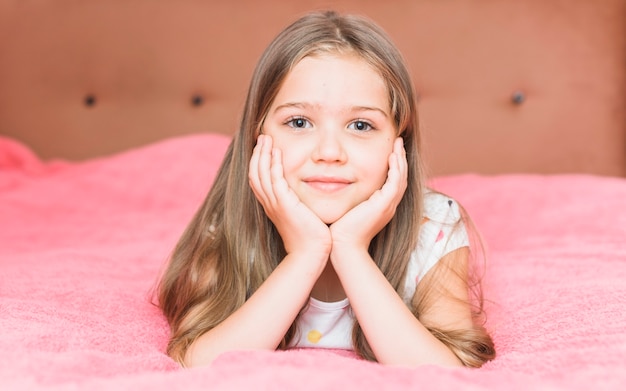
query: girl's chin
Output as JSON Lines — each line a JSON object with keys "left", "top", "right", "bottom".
{"left": 320, "top": 217, "right": 339, "bottom": 225}
{"left": 306, "top": 201, "right": 357, "bottom": 225}
{"left": 315, "top": 210, "right": 348, "bottom": 225}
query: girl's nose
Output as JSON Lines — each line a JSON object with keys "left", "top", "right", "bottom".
{"left": 311, "top": 129, "right": 347, "bottom": 163}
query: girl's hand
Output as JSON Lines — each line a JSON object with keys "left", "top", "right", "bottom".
{"left": 330, "top": 137, "right": 408, "bottom": 252}
{"left": 249, "top": 135, "right": 332, "bottom": 261}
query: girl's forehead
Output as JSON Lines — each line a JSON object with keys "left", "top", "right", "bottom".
{"left": 278, "top": 52, "right": 392, "bottom": 110}
{"left": 286, "top": 52, "right": 387, "bottom": 92}
{"left": 277, "top": 54, "right": 388, "bottom": 106}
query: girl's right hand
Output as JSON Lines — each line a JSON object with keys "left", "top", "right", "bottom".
{"left": 186, "top": 135, "right": 332, "bottom": 367}
{"left": 249, "top": 135, "right": 332, "bottom": 263}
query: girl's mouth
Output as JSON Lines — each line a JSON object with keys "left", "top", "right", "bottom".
{"left": 303, "top": 176, "right": 352, "bottom": 192}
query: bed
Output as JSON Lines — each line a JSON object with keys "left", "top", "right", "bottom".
{"left": 1, "top": 1, "right": 625, "bottom": 390}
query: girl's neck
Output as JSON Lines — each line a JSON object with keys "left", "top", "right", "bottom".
{"left": 310, "top": 262, "right": 346, "bottom": 303}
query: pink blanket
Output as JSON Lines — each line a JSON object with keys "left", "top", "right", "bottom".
{"left": 1, "top": 134, "right": 625, "bottom": 390}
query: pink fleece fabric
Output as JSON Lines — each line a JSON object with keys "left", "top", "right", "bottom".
{"left": 1, "top": 134, "right": 625, "bottom": 390}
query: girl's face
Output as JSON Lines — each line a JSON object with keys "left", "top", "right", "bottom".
{"left": 262, "top": 53, "right": 397, "bottom": 224}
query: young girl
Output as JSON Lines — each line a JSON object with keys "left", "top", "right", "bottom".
{"left": 158, "top": 10, "right": 495, "bottom": 368}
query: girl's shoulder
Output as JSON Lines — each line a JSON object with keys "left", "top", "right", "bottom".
{"left": 422, "top": 188, "right": 463, "bottom": 225}
{"left": 401, "top": 189, "right": 469, "bottom": 305}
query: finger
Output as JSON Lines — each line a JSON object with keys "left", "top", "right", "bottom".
{"left": 384, "top": 147, "right": 401, "bottom": 190}
{"left": 395, "top": 137, "right": 408, "bottom": 191}
{"left": 270, "top": 147, "right": 291, "bottom": 199}
{"left": 249, "top": 135, "right": 267, "bottom": 202}
{"left": 377, "top": 142, "right": 406, "bottom": 205}
{"left": 249, "top": 135, "right": 278, "bottom": 209}
{"left": 258, "top": 135, "right": 277, "bottom": 206}
{"left": 378, "top": 157, "right": 400, "bottom": 203}
{"left": 395, "top": 138, "right": 406, "bottom": 169}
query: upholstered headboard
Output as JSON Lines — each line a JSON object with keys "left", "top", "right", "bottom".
{"left": 1, "top": 0, "right": 624, "bottom": 176}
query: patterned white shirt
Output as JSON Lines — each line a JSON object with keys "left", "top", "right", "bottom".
{"left": 290, "top": 191, "right": 469, "bottom": 349}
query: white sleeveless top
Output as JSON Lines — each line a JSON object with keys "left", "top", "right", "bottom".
{"left": 290, "top": 191, "right": 469, "bottom": 350}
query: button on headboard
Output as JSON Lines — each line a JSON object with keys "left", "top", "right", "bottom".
{"left": 0, "top": 0, "right": 624, "bottom": 176}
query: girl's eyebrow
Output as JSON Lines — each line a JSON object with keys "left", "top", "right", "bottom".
{"left": 273, "top": 102, "right": 389, "bottom": 118}
{"left": 352, "top": 106, "right": 389, "bottom": 118}
{"left": 273, "top": 102, "right": 312, "bottom": 112}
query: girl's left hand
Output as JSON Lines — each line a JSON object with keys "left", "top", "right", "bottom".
{"left": 249, "top": 134, "right": 332, "bottom": 262}
{"left": 329, "top": 137, "right": 408, "bottom": 252}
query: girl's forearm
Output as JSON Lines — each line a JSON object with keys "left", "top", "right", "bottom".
{"left": 330, "top": 247, "right": 463, "bottom": 367}
{"left": 184, "top": 253, "right": 325, "bottom": 367}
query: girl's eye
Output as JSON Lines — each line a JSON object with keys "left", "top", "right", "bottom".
{"left": 286, "top": 117, "right": 312, "bottom": 129}
{"left": 348, "top": 120, "right": 373, "bottom": 132}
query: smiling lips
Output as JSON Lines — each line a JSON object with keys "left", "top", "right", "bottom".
{"left": 303, "top": 176, "right": 352, "bottom": 192}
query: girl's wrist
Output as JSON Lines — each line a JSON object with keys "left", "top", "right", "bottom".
{"left": 329, "top": 244, "right": 371, "bottom": 269}
{"left": 284, "top": 249, "right": 330, "bottom": 276}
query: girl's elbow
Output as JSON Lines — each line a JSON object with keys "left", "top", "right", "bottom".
{"left": 181, "top": 340, "right": 220, "bottom": 368}
{"left": 376, "top": 346, "right": 465, "bottom": 368}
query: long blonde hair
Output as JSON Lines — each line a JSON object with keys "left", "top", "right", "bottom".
{"left": 157, "top": 10, "right": 494, "bottom": 367}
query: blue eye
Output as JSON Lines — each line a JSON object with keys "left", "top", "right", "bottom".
{"left": 348, "top": 120, "right": 373, "bottom": 132}
{"left": 286, "top": 117, "right": 311, "bottom": 129}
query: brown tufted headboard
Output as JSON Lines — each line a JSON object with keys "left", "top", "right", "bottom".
{"left": 1, "top": 0, "right": 624, "bottom": 176}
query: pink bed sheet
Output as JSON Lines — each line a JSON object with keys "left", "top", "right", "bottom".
{"left": 1, "top": 134, "right": 625, "bottom": 390}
